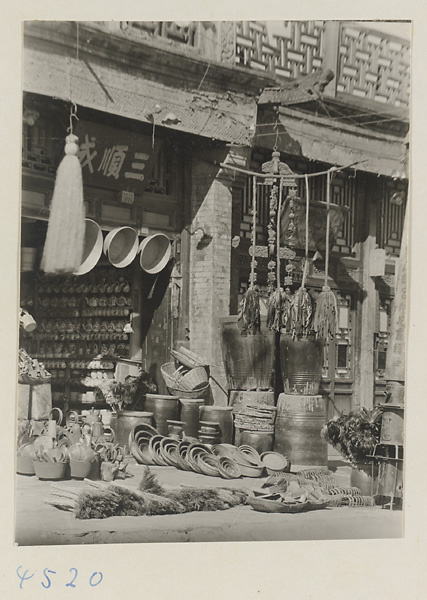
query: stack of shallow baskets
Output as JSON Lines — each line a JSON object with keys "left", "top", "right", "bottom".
{"left": 161, "top": 348, "right": 210, "bottom": 399}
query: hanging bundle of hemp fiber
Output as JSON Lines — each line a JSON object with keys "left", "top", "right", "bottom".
{"left": 41, "top": 106, "right": 85, "bottom": 274}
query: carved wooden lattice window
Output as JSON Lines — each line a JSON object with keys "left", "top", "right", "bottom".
{"left": 235, "top": 21, "right": 325, "bottom": 79}
{"left": 376, "top": 178, "right": 407, "bottom": 258}
{"left": 322, "top": 292, "right": 354, "bottom": 379}
{"left": 337, "top": 24, "right": 410, "bottom": 107}
{"left": 374, "top": 296, "right": 392, "bottom": 380}
{"left": 22, "top": 119, "right": 57, "bottom": 175}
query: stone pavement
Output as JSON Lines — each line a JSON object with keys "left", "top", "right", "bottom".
{"left": 15, "top": 461, "right": 403, "bottom": 546}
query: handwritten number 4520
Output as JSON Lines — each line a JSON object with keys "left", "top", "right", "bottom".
{"left": 16, "top": 566, "right": 103, "bottom": 589}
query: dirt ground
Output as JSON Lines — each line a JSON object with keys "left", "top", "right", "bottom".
{"left": 15, "top": 460, "right": 403, "bottom": 546}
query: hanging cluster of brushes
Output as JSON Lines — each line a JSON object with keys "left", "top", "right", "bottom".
{"left": 265, "top": 168, "right": 339, "bottom": 342}
{"left": 237, "top": 153, "right": 340, "bottom": 342}
{"left": 238, "top": 176, "right": 261, "bottom": 334}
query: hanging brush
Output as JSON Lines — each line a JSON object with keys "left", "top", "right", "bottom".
{"left": 41, "top": 103, "right": 85, "bottom": 274}
{"left": 238, "top": 176, "right": 261, "bottom": 334}
{"left": 291, "top": 174, "right": 313, "bottom": 338}
{"left": 267, "top": 178, "right": 288, "bottom": 332}
{"left": 313, "top": 168, "right": 338, "bottom": 341}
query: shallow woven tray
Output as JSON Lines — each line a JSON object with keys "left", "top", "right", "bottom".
{"left": 248, "top": 496, "right": 307, "bottom": 514}
{"left": 248, "top": 495, "right": 330, "bottom": 514}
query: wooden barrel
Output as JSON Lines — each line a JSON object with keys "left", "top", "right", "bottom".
{"left": 220, "top": 316, "right": 275, "bottom": 391}
{"left": 274, "top": 393, "right": 327, "bottom": 467}
{"left": 199, "top": 406, "right": 234, "bottom": 444}
{"left": 110, "top": 410, "right": 153, "bottom": 449}
{"left": 143, "top": 394, "right": 179, "bottom": 436}
{"left": 279, "top": 336, "right": 323, "bottom": 395}
{"left": 179, "top": 398, "right": 206, "bottom": 439}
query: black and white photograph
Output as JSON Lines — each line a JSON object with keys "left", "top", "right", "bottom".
{"left": 15, "top": 18, "right": 410, "bottom": 548}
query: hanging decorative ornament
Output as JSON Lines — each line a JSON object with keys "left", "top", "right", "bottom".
{"left": 313, "top": 169, "right": 339, "bottom": 340}
{"left": 262, "top": 148, "right": 297, "bottom": 332}
{"left": 238, "top": 176, "right": 261, "bottom": 334}
{"left": 291, "top": 174, "right": 313, "bottom": 339}
{"left": 41, "top": 103, "right": 85, "bottom": 274}
{"left": 284, "top": 186, "right": 297, "bottom": 287}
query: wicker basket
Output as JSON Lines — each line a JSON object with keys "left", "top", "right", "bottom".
{"left": 161, "top": 362, "right": 185, "bottom": 388}
{"left": 161, "top": 362, "right": 209, "bottom": 392}
{"left": 167, "top": 382, "right": 210, "bottom": 400}
{"left": 171, "top": 347, "right": 209, "bottom": 369}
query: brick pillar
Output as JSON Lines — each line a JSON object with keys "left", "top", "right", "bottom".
{"left": 189, "top": 146, "right": 250, "bottom": 405}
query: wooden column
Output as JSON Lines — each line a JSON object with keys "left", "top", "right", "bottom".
{"left": 354, "top": 174, "right": 378, "bottom": 409}
{"left": 385, "top": 206, "right": 407, "bottom": 400}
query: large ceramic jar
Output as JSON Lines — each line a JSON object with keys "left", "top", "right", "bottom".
{"left": 199, "top": 406, "right": 234, "bottom": 444}
{"left": 220, "top": 316, "right": 275, "bottom": 391}
{"left": 144, "top": 394, "right": 179, "bottom": 436}
{"left": 239, "top": 430, "right": 274, "bottom": 454}
{"left": 279, "top": 335, "right": 323, "bottom": 395}
{"left": 179, "top": 398, "right": 206, "bottom": 439}
{"left": 110, "top": 410, "right": 153, "bottom": 449}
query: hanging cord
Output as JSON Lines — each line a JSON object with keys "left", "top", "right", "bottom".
{"left": 301, "top": 174, "right": 310, "bottom": 289}
{"left": 67, "top": 103, "right": 79, "bottom": 134}
{"left": 250, "top": 175, "right": 257, "bottom": 288}
{"left": 276, "top": 177, "right": 284, "bottom": 289}
{"left": 324, "top": 169, "right": 331, "bottom": 289}
{"left": 218, "top": 160, "right": 367, "bottom": 180}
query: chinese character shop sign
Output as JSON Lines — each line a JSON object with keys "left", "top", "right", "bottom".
{"left": 74, "top": 121, "right": 157, "bottom": 194}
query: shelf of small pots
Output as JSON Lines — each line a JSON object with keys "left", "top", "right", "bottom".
{"left": 321, "top": 407, "right": 383, "bottom": 496}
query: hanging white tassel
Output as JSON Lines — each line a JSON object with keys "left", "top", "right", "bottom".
{"left": 41, "top": 133, "right": 85, "bottom": 274}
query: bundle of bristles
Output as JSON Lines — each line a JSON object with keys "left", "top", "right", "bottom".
{"left": 266, "top": 286, "right": 314, "bottom": 337}
{"left": 47, "top": 467, "right": 248, "bottom": 519}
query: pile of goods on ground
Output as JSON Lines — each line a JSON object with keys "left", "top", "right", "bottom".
{"left": 129, "top": 422, "right": 291, "bottom": 480}
{"left": 248, "top": 469, "right": 375, "bottom": 513}
{"left": 16, "top": 411, "right": 128, "bottom": 482}
{"left": 46, "top": 466, "right": 376, "bottom": 520}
